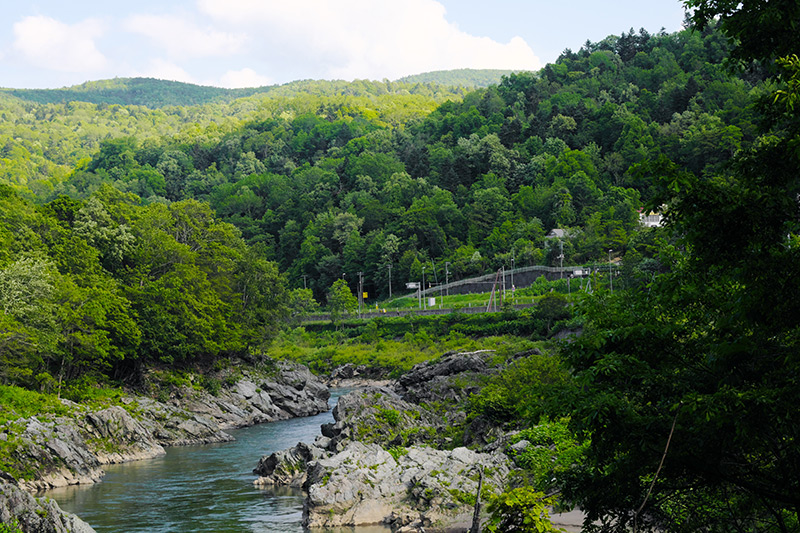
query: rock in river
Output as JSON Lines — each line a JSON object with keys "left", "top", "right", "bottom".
{"left": 0, "top": 480, "right": 96, "bottom": 533}
{"left": 302, "top": 442, "right": 510, "bottom": 531}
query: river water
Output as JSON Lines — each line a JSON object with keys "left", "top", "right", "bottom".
{"left": 47, "top": 389, "right": 389, "bottom": 533}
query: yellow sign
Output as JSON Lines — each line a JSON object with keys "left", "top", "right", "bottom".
{"left": 363, "top": 292, "right": 368, "bottom": 299}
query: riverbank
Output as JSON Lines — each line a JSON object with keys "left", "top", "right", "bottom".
{"left": 2, "top": 361, "right": 329, "bottom": 492}
{"left": 45, "top": 389, "right": 359, "bottom": 533}
{"left": 256, "top": 351, "right": 510, "bottom": 531}
{"left": 0, "top": 360, "right": 329, "bottom": 531}
{"left": 255, "top": 349, "right": 588, "bottom": 532}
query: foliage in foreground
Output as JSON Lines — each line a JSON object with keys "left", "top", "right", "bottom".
{"left": 559, "top": 1, "right": 800, "bottom": 531}
{"left": 487, "top": 487, "right": 564, "bottom": 533}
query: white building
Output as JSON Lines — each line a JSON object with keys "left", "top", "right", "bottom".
{"left": 639, "top": 209, "right": 663, "bottom": 228}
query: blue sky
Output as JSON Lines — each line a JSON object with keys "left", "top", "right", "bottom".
{"left": 1, "top": 0, "right": 687, "bottom": 89}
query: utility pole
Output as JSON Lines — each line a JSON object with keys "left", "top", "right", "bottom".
{"left": 358, "top": 271, "right": 363, "bottom": 318}
{"left": 559, "top": 240, "right": 564, "bottom": 279}
{"left": 510, "top": 255, "right": 515, "bottom": 299}
{"left": 445, "top": 262, "right": 450, "bottom": 297}
{"left": 387, "top": 264, "right": 392, "bottom": 299}
{"left": 608, "top": 249, "right": 613, "bottom": 293}
{"left": 502, "top": 265, "right": 506, "bottom": 299}
{"left": 430, "top": 260, "right": 439, "bottom": 309}
{"left": 302, "top": 275, "right": 307, "bottom": 290}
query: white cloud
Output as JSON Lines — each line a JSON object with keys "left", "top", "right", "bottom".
{"left": 124, "top": 14, "right": 246, "bottom": 59}
{"left": 196, "top": 0, "right": 541, "bottom": 80}
{"left": 218, "top": 68, "right": 272, "bottom": 88}
{"left": 137, "top": 58, "right": 196, "bottom": 83}
{"left": 12, "top": 15, "right": 107, "bottom": 72}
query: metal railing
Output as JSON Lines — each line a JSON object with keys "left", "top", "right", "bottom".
{"left": 417, "top": 264, "right": 596, "bottom": 297}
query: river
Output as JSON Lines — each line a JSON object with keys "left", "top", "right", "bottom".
{"left": 46, "top": 388, "right": 389, "bottom": 533}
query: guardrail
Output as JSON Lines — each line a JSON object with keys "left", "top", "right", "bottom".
{"left": 302, "top": 263, "right": 617, "bottom": 323}
{"left": 303, "top": 302, "right": 537, "bottom": 322}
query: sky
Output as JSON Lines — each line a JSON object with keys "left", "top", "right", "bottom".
{"left": 0, "top": 0, "right": 688, "bottom": 90}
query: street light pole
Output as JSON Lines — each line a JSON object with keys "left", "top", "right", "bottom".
{"left": 608, "top": 249, "right": 613, "bottom": 293}
{"left": 388, "top": 264, "right": 392, "bottom": 299}
{"left": 357, "top": 271, "right": 363, "bottom": 318}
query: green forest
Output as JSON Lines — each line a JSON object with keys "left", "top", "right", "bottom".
{"left": 1, "top": 22, "right": 762, "bottom": 301}
{"left": 1, "top": 0, "right": 799, "bottom": 529}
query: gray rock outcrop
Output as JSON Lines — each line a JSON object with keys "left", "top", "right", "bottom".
{"left": 302, "top": 442, "right": 510, "bottom": 530}
{"left": 0, "top": 481, "right": 96, "bottom": 533}
{"left": 394, "top": 350, "right": 497, "bottom": 406}
{"left": 252, "top": 347, "right": 526, "bottom": 532}
{"left": 2, "top": 360, "right": 330, "bottom": 492}
{"left": 166, "top": 362, "right": 330, "bottom": 428}
{"left": 253, "top": 441, "right": 329, "bottom": 487}
{"left": 321, "top": 387, "right": 437, "bottom": 451}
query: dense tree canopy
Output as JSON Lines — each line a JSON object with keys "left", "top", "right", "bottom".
{"left": 560, "top": 2, "right": 800, "bottom": 531}
{"left": 0, "top": 22, "right": 764, "bottom": 307}
{"left": 0, "top": 184, "right": 287, "bottom": 390}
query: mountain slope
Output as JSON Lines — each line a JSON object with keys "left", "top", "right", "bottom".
{"left": 1, "top": 70, "right": 509, "bottom": 109}
{"left": 395, "top": 68, "right": 519, "bottom": 87}
{"left": 1, "top": 78, "right": 272, "bottom": 108}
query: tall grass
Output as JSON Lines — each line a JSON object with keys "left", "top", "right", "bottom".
{"left": 268, "top": 327, "right": 540, "bottom": 377}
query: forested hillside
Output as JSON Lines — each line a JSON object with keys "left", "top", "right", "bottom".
{"left": 396, "top": 68, "right": 515, "bottom": 87}
{"left": 2, "top": 4, "right": 799, "bottom": 529}
{"left": 7, "top": 23, "right": 759, "bottom": 303}
{"left": 2, "top": 70, "right": 509, "bottom": 108}
{"left": 2, "top": 78, "right": 269, "bottom": 107}
{"left": 0, "top": 22, "right": 764, "bottom": 382}
{"left": 0, "top": 78, "right": 470, "bottom": 196}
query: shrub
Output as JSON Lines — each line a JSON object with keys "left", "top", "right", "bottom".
{"left": 486, "top": 487, "right": 563, "bottom": 533}
{"left": 386, "top": 445, "right": 408, "bottom": 461}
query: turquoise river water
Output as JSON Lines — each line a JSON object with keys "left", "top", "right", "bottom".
{"left": 46, "top": 389, "right": 389, "bottom": 532}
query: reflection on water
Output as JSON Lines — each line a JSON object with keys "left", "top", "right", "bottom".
{"left": 47, "top": 388, "right": 389, "bottom": 533}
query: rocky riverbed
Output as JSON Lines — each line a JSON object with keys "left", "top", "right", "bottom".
{"left": 0, "top": 360, "right": 329, "bottom": 531}
{"left": 254, "top": 350, "right": 518, "bottom": 532}
{"left": 0, "top": 480, "right": 95, "bottom": 533}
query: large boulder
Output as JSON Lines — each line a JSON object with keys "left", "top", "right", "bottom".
{"left": 257, "top": 361, "right": 330, "bottom": 419}
{"left": 394, "top": 350, "right": 496, "bottom": 406}
{"left": 302, "top": 442, "right": 510, "bottom": 531}
{"left": 253, "top": 441, "right": 329, "bottom": 488}
{"left": 0, "top": 481, "right": 96, "bottom": 533}
{"left": 321, "top": 387, "right": 438, "bottom": 451}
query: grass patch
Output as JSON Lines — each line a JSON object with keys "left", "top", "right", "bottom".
{"left": 268, "top": 326, "right": 540, "bottom": 377}
{"left": 0, "top": 385, "right": 72, "bottom": 425}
